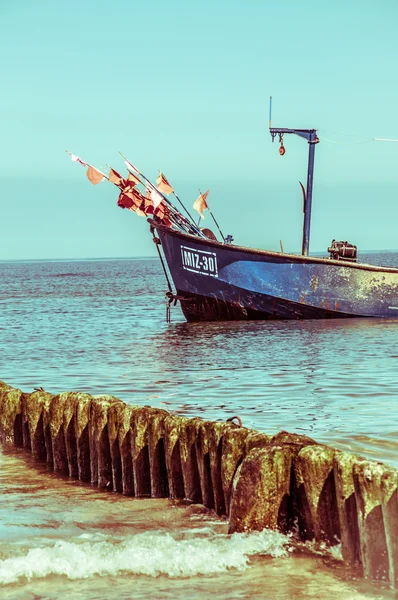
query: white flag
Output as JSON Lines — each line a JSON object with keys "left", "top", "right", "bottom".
{"left": 150, "top": 188, "right": 163, "bottom": 208}
{"left": 71, "top": 154, "right": 87, "bottom": 166}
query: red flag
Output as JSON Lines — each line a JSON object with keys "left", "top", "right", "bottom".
{"left": 117, "top": 190, "right": 146, "bottom": 216}
{"left": 118, "top": 182, "right": 159, "bottom": 219}
{"left": 154, "top": 203, "right": 172, "bottom": 227}
{"left": 193, "top": 189, "right": 209, "bottom": 219}
{"left": 108, "top": 167, "right": 124, "bottom": 187}
{"left": 117, "top": 193, "right": 134, "bottom": 209}
{"left": 128, "top": 186, "right": 153, "bottom": 217}
{"left": 124, "top": 186, "right": 144, "bottom": 207}
{"left": 86, "top": 165, "right": 104, "bottom": 185}
{"left": 156, "top": 171, "right": 174, "bottom": 196}
{"left": 122, "top": 179, "right": 137, "bottom": 193}
{"left": 142, "top": 188, "right": 154, "bottom": 215}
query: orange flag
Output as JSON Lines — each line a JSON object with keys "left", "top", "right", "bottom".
{"left": 108, "top": 167, "right": 124, "bottom": 186}
{"left": 193, "top": 189, "right": 209, "bottom": 219}
{"left": 86, "top": 165, "right": 104, "bottom": 185}
{"left": 156, "top": 171, "right": 174, "bottom": 196}
{"left": 127, "top": 172, "right": 140, "bottom": 186}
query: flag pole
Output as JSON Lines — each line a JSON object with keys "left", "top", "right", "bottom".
{"left": 168, "top": 187, "right": 198, "bottom": 228}
{"left": 208, "top": 209, "right": 225, "bottom": 242}
{"left": 198, "top": 189, "right": 225, "bottom": 242}
{"left": 172, "top": 195, "right": 204, "bottom": 235}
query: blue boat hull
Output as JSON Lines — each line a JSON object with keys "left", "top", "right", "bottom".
{"left": 152, "top": 222, "right": 398, "bottom": 321}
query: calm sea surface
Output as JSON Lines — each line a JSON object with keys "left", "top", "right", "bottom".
{"left": 0, "top": 254, "right": 397, "bottom": 599}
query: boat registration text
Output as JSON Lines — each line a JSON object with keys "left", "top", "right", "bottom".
{"left": 181, "top": 246, "right": 218, "bottom": 277}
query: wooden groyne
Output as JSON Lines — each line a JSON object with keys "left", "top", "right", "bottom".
{"left": 0, "top": 380, "right": 397, "bottom": 585}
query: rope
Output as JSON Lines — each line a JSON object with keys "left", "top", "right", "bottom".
{"left": 151, "top": 228, "right": 177, "bottom": 323}
{"left": 318, "top": 135, "right": 374, "bottom": 145}
{"left": 318, "top": 129, "right": 398, "bottom": 145}
{"left": 374, "top": 138, "right": 398, "bottom": 143}
{"left": 152, "top": 234, "right": 173, "bottom": 295}
{"left": 319, "top": 129, "right": 370, "bottom": 137}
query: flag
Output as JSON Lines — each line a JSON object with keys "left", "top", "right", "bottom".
{"left": 156, "top": 171, "right": 174, "bottom": 195}
{"left": 117, "top": 193, "right": 134, "bottom": 210}
{"left": 127, "top": 172, "right": 140, "bottom": 186}
{"left": 123, "top": 186, "right": 143, "bottom": 206}
{"left": 154, "top": 203, "right": 172, "bottom": 227}
{"left": 118, "top": 183, "right": 169, "bottom": 224}
{"left": 127, "top": 186, "right": 150, "bottom": 217}
{"left": 142, "top": 188, "right": 154, "bottom": 215}
{"left": 86, "top": 165, "right": 104, "bottom": 185}
{"left": 149, "top": 186, "right": 163, "bottom": 209}
{"left": 108, "top": 167, "right": 124, "bottom": 187}
{"left": 193, "top": 189, "right": 209, "bottom": 219}
{"left": 123, "top": 179, "right": 138, "bottom": 194}
{"left": 71, "top": 154, "right": 87, "bottom": 166}
{"left": 117, "top": 189, "right": 145, "bottom": 217}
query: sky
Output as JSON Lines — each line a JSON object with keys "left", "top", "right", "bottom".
{"left": 1, "top": 0, "right": 398, "bottom": 259}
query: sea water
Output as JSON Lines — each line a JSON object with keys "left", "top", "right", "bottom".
{"left": 0, "top": 255, "right": 397, "bottom": 599}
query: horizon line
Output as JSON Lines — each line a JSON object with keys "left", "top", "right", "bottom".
{"left": 1, "top": 248, "right": 398, "bottom": 264}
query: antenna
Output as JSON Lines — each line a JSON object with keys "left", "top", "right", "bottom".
{"left": 269, "top": 96, "right": 272, "bottom": 129}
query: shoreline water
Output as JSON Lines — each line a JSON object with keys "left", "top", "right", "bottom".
{"left": 1, "top": 378, "right": 397, "bottom": 588}
{"left": 1, "top": 447, "right": 395, "bottom": 600}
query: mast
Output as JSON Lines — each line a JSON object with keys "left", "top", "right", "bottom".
{"left": 269, "top": 98, "right": 319, "bottom": 256}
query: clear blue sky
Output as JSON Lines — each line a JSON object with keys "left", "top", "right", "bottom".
{"left": 1, "top": 0, "right": 398, "bottom": 259}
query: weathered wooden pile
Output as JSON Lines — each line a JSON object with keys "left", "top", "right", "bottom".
{"left": 0, "top": 381, "right": 396, "bottom": 585}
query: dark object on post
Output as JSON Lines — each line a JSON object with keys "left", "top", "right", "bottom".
{"left": 328, "top": 240, "right": 357, "bottom": 262}
{"left": 200, "top": 228, "right": 218, "bottom": 241}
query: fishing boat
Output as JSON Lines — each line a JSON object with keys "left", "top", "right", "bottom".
{"left": 150, "top": 220, "right": 398, "bottom": 321}
{"left": 69, "top": 102, "right": 398, "bottom": 321}
{"left": 149, "top": 108, "right": 398, "bottom": 321}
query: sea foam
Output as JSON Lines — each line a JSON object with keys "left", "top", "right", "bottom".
{"left": 0, "top": 529, "right": 289, "bottom": 584}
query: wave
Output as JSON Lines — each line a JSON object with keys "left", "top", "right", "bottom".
{"left": 0, "top": 529, "right": 289, "bottom": 584}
